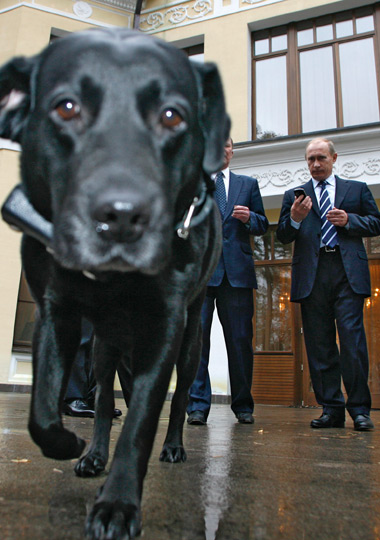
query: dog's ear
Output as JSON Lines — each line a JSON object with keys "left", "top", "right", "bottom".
{"left": 191, "top": 61, "right": 231, "bottom": 175}
{"left": 0, "top": 56, "right": 36, "bottom": 143}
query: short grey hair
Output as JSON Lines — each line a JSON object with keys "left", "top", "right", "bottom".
{"left": 305, "top": 138, "right": 336, "bottom": 157}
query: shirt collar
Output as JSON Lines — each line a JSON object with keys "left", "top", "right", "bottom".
{"left": 312, "top": 173, "right": 335, "bottom": 189}
{"left": 221, "top": 167, "right": 230, "bottom": 180}
{"left": 212, "top": 167, "right": 230, "bottom": 181}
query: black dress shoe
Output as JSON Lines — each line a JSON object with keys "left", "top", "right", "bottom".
{"left": 187, "top": 411, "right": 207, "bottom": 425}
{"left": 236, "top": 412, "right": 254, "bottom": 424}
{"left": 113, "top": 408, "right": 122, "bottom": 418}
{"left": 87, "top": 401, "right": 122, "bottom": 418}
{"left": 354, "top": 414, "right": 374, "bottom": 431}
{"left": 63, "top": 399, "right": 95, "bottom": 418}
{"left": 310, "top": 413, "right": 345, "bottom": 429}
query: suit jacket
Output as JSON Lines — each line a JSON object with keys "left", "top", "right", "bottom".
{"left": 209, "top": 171, "right": 268, "bottom": 289}
{"left": 276, "top": 176, "right": 380, "bottom": 301}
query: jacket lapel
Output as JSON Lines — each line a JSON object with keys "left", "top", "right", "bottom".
{"left": 225, "top": 172, "right": 243, "bottom": 221}
{"left": 304, "top": 179, "right": 320, "bottom": 217}
{"left": 334, "top": 175, "right": 350, "bottom": 208}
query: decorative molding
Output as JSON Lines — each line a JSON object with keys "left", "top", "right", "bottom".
{"left": 140, "top": 0, "right": 211, "bottom": 31}
{"left": 253, "top": 168, "right": 308, "bottom": 190}
{"left": 140, "top": 0, "right": 286, "bottom": 33}
{"left": 339, "top": 158, "right": 380, "bottom": 179}
{"left": 252, "top": 158, "right": 380, "bottom": 191}
{"left": 73, "top": 1, "right": 93, "bottom": 18}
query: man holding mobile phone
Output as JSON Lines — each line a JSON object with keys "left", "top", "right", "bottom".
{"left": 277, "top": 138, "right": 380, "bottom": 431}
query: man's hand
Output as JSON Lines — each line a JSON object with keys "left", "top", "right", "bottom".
{"left": 232, "top": 205, "right": 250, "bottom": 224}
{"left": 291, "top": 195, "right": 312, "bottom": 223}
{"left": 326, "top": 208, "right": 348, "bottom": 227}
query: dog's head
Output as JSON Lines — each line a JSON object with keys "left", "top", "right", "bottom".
{"left": 0, "top": 28, "right": 229, "bottom": 275}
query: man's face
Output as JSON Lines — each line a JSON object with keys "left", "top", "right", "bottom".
{"left": 306, "top": 141, "right": 337, "bottom": 181}
{"left": 222, "top": 139, "right": 234, "bottom": 169}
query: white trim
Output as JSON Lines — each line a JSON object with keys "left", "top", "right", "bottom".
{"left": 0, "top": 2, "right": 131, "bottom": 27}
{"left": 0, "top": 139, "right": 21, "bottom": 152}
{"left": 8, "top": 352, "right": 32, "bottom": 385}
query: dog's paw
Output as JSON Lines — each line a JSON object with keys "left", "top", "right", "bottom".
{"left": 75, "top": 453, "right": 107, "bottom": 477}
{"left": 85, "top": 501, "right": 141, "bottom": 540}
{"left": 29, "top": 422, "right": 86, "bottom": 460}
{"left": 159, "top": 444, "right": 187, "bottom": 463}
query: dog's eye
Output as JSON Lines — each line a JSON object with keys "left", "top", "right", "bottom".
{"left": 55, "top": 100, "right": 81, "bottom": 121}
{"left": 160, "top": 108, "right": 184, "bottom": 130}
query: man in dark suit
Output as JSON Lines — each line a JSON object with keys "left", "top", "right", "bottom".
{"left": 277, "top": 138, "right": 380, "bottom": 431}
{"left": 187, "top": 138, "right": 268, "bottom": 425}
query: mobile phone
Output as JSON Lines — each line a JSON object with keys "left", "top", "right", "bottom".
{"left": 294, "top": 187, "right": 306, "bottom": 201}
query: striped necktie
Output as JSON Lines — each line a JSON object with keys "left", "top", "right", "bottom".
{"left": 319, "top": 181, "right": 338, "bottom": 248}
{"left": 215, "top": 172, "right": 227, "bottom": 216}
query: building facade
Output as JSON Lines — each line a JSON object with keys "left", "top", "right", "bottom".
{"left": 1, "top": 0, "right": 379, "bottom": 406}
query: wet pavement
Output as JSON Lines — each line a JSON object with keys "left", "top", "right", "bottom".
{"left": 1, "top": 392, "right": 380, "bottom": 540}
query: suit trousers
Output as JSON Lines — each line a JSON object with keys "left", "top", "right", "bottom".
{"left": 65, "top": 317, "right": 96, "bottom": 403}
{"left": 187, "top": 276, "right": 254, "bottom": 419}
{"left": 300, "top": 248, "right": 371, "bottom": 419}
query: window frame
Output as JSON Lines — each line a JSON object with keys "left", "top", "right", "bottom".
{"left": 252, "top": 3, "right": 380, "bottom": 140}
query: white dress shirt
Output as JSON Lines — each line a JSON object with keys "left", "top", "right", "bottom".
{"left": 213, "top": 167, "right": 230, "bottom": 200}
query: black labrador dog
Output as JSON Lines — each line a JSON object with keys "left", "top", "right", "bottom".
{"left": 0, "top": 28, "right": 229, "bottom": 539}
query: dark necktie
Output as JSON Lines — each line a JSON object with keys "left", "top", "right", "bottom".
{"left": 319, "top": 181, "right": 337, "bottom": 248}
{"left": 215, "top": 172, "right": 227, "bottom": 217}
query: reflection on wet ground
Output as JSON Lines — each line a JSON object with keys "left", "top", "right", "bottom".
{"left": 1, "top": 393, "right": 380, "bottom": 539}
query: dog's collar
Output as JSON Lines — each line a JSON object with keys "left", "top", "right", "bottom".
{"left": 2, "top": 183, "right": 214, "bottom": 242}
{"left": 176, "top": 186, "right": 214, "bottom": 240}
{"left": 1, "top": 184, "right": 54, "bottom": 249}
{"left": 1, "top": 183, "right": 215, "bottom": 282}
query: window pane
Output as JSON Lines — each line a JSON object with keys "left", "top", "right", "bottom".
{"left": 272, "top": 34, "right": 287, "bottom": 52}
{"left": 274, "top": 236, "right": 293, "bottom": 259}
{"left": 300, "top": 46, "right": 337, "bottom": 132}
{"left": 255, "top": 39, "right": 269, "bottom": 55}
{"left": 316, "top": 24, "right": 333, "bottom": 42}
{"left": 297, "top": 28, "right": 313, "bottom": 46}
{"left": 255, "top": 266, "right": 292, "bottom": 352}
{"left": 253, "top": 231, "right": 272, "bottom": 261}
{"left": 368, "top": 236, "right": 380, "bottom": 254}
{"left": 255, "top": 56, "right": 288, "bottom": 138}
{"left": 339, "top": 38, "right": 379, "bottom": 126}
{"left": 336, "top": 19, "right": 353, "bottom": 38}
{"left": 356, "top": 15, "right": 374, "bottom": 34}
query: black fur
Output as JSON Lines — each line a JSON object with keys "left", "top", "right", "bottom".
{"left": 0, "top": 28, "right": 229, "bottom": 539}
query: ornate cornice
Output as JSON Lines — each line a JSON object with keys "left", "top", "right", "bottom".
{"left": 140, "top": 0, "right": 211, "bottom": 31}
{"left": 139, "top": 0, "right": 286, "bottom": 33}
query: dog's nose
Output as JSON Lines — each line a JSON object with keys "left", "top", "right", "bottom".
{"left": 92, "top": 197, "right": 150, "bottom": 243}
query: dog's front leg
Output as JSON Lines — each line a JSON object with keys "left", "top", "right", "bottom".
{"left": 160, "top": 292, "right": 205, "bottom": 463}
{"left": 85, "top": 328, "right": 183, "bottom": 540}
{"left": 28, "top": 304, "right": 86, "bottom": 460}
{"left": 75, "top": 339, "right": 122, "bottom": 477}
